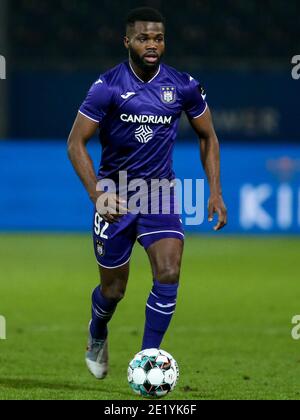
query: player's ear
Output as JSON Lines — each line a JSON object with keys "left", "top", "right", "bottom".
{"left": 124, "top": 36, "right": 129, "bottom": 49}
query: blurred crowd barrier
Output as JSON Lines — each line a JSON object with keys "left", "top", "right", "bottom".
{"left": 0, "top": 141, "right": 299, "bottom": 234}
{"left": 7, "top": 69, "right": 298, "bottom": 142}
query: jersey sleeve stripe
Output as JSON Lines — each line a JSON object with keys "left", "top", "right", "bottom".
{"left": 78, "top": 110, "right": 100, "bottom": 123}
{"left": 192, "top": 103, "right": 208, "bottom": 119}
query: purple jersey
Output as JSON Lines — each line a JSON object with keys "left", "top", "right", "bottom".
{"left": 79, "top": 61, "right": 207, "bottom": 186}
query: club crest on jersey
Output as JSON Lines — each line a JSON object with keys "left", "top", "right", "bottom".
{"left": 160, "top": 86, "right": 176, "bottom": 104}
{"left": 96, "top": 241, "right": 105, "bottom": 257}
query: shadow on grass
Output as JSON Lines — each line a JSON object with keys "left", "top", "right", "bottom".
{"left": 0, "top": 377, "right": 130, "bottom": 398}
{"left": 0, "top": 377, "right": 100, "bottom": 392}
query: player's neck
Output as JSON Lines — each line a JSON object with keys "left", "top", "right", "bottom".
{"left": 129, "top": 59, "right": 160, "bottom": 83}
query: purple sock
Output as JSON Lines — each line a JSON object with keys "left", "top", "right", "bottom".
{"left": 142, "top": 280, "right": 179, "bottom": 350}
{"left": 90, "top": 286, "right": 118, "bottom": 340}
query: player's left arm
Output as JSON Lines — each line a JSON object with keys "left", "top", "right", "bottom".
{"left": 189, "top": 107, "right": 227, "bottom": 231}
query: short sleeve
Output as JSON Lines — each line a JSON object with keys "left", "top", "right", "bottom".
{"left": 79, "top": 77, "right": 113, "bottom": 124}
{"left": 183, "top": 75, "right": 208, "bottom": 119}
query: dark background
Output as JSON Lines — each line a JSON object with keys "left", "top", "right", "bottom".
{"left": 1, "top": 0, "right": 299, "bottom": 142}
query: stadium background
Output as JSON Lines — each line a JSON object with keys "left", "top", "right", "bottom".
{"left": 0, "top": 0, "right": 300, "bottom": 400}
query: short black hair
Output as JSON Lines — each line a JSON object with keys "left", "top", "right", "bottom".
{"left": 126, "top": 7, "right": 165, "bottom": 28}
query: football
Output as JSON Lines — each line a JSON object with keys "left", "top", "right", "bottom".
{"left": 128, "top": 348, "right": 179, "bottom": 398}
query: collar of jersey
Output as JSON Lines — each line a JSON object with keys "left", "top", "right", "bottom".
{"left": 128, "top": 61, "right": 161, "bottom": 84}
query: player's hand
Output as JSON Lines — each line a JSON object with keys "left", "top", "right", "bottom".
{"left": 96, "top": 192, "right": 129, "bottom": 224}
{"left": 208, "top": 195, "right": 227, "bottom": 231}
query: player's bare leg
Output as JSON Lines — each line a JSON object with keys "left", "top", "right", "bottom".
{"left": 142, "top": 238, "right": 184, "bottom": 350}
{"left": 147, "top": 238, "right": 184, "bottom": 285}
{"left": 86, "top": 263, "right": 130, "bottom": 379}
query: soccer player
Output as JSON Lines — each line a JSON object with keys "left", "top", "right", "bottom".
{"left": 68, "top": 7, "right": 227, "bottom": 380}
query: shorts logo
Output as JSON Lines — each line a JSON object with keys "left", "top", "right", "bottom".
{"left": 160, "top": 86, "right": 176, "bottom": 104}
{"left": 135, "top": 125, "right": 153, "bottom": 144}
{"left": 96, "top": 241, "right": 105, "bottom": 257}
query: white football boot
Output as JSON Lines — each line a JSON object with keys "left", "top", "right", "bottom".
{"left": 85, "top": 322, "right": 108, "bottom": 380}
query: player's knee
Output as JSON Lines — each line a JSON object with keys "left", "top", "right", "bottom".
{"left": 156, "top": 266, "right": 180, "bottom": 285}
{"left": 102, "top": 283, "right": 126, "bottom": 302}
{"left": 113, "top": 290, "right": 126, "bottom": 302}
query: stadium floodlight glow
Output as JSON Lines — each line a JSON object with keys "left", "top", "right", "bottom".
{"left": 0, "top": 315, "right": 6, "bottom": 340}
{"left": 291, "top": 55, "right": 300, "bottom": 80}
{"left": 0, "top": 55, "right": 6, "bottom": 80}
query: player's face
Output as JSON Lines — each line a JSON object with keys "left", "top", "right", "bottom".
{"left": 124, "top": 21, "right": 165, "bottom": 71}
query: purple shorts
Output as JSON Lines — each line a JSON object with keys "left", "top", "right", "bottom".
{"left": 92, "top": 203, "right": 184, "bottom": 269}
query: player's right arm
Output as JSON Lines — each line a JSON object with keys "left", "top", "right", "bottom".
{"left": 67, "top": 112, "right": 99, "bottom": 204}
{"left": 67, "top": 113, "right": 127, "bottom": 223}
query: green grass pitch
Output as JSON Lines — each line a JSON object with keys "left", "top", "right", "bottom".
{"left": 0, "top": 234, "right": 300, "bottom": 400}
